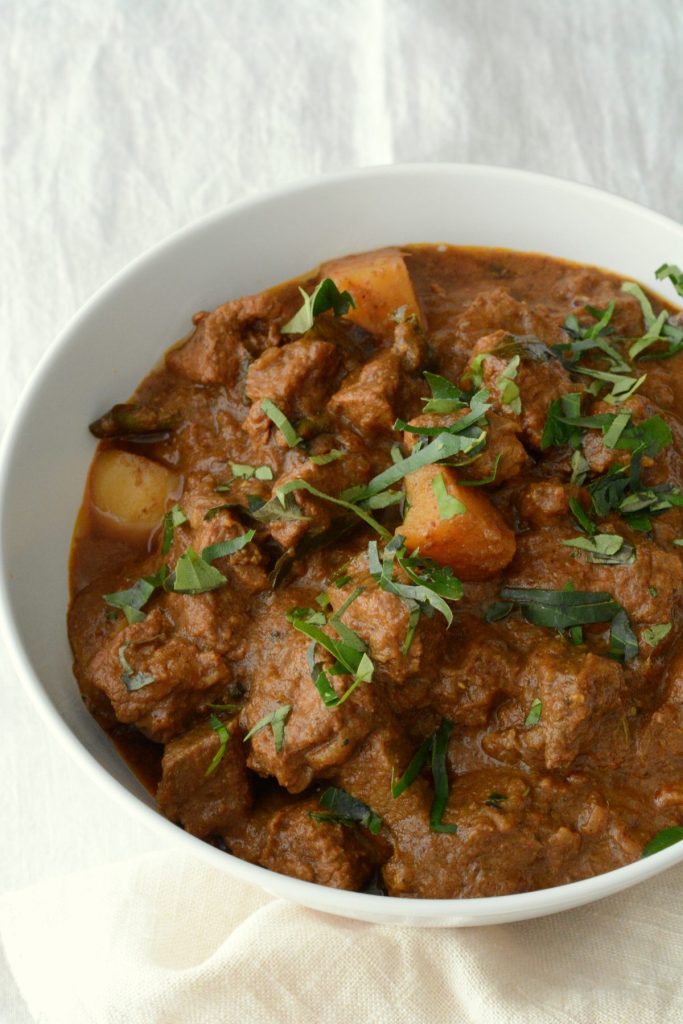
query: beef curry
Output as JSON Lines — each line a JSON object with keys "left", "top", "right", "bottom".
{"left": 68, "top": 245, "right": 683, "bottom": 897}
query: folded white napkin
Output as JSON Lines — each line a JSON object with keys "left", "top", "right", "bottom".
{"left": 1, "top": 850, "right": 683, "bottom": 1024}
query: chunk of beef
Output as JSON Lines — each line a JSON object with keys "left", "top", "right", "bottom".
{"left": 505, "top": 525, "right": 683, "bottom": 632}
{"left": 431, "top": 619, "right": 521, "bottom": 726}
{"left": 240, "top": 592, "right": 377, "bottom": 792}
{"left": 157, "top": 717, "right": 251, "bottom": 838}
{"left": 327, "top": 561, "right": 446, "bottom": 706}
{"left": 469, "top": 331, "right": 579, "bottom": 449}
{"left": 455, "top": 288, "right": 564, "bottom": 349}
{"left": 244, "top": 339, "right": 341, "bottom": 444}
{"left": 267, "top": 450, "right": 371, "bottom": 550}
{"left": 84, "top": 608, "right": 231, "bottom": 742}
{"left": 166, "top": 286, "right": 301, "bottom": 385}
{"left": 518, "top": 480, "right": 571, "bottom": 527}
{"left": 482, "top": 642, "right": 627, "bottom": 770}
{"left": 225, "top": 795, "right": 380, "bottom": 890}
{"left": 328, "top": 350, "right": 402, "bottom": 436}
{"left": 404, "top": 409, "right": 528, "bottom": 485}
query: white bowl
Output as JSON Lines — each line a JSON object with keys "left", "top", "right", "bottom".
{"left": 2, "top": 164, "right": 683, "bottom": 928}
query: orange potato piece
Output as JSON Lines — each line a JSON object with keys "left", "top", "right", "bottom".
{"left": 321, "top": 248, "right": 424, "bottom": 338}
{"left": 90, "top": 449, "right": 179, "bottom": 542}
{"left": 399, "top": 464, "right": 516, "bottom": 581}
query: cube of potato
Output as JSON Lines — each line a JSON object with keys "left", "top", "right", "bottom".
{"left": 90, "top": 449, "right": 179, "bottom": 542}
{"left": 321, "top": 248, "right": 424, "bottom": 338}
{"left": 400, "top": 464, "right": 516, "bottom": 581}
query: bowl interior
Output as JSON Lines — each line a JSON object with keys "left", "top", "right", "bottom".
{"left": 2, "top": 165, "right": 683, "bottom": 925}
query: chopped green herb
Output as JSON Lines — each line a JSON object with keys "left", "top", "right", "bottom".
{"left": 205, "top": 714, "right": 230, "bottom": 776}
{"left": 458, "top": 452, "right": 503, "bottom": 487}
{"left": 485, "top": 600, "right": 514, "bottom": 622}
{"left": 229, "top": 462, "right": 274, "bottom": 481}
{"left": 261, "top": 398, "right": 302, "bottom": 448}
{"left": 104, "top": 567, "right": 169, "bottom": 624}
{"left": 432, "top": 472, "right": 467, "bottom": 519}
{"left": 309, "top": 787, "right": 382, "bottom": 834}
{"left": 642, "top": 623, "right": 672, "bottom": 647}
{"left": 484, "top": 791, "right": 508, "bottom": 808}
{"left": 608, "top": 608, "right": 639, "bottom": 662}
{"left": 243, "top": 704, "right": 291, "bottom": 753}
{"left": 172, "top": 548, "right": 227, "bottom": 594}
{"left": 201, "top": 529, "right": 255, "bottom": 563}
{"left": 287, "top": 607, "right": 374, "bottom": 708}
{"left": 368, "top": 536, "right": 463, "bottom": 628}
{"left": 524, "top": 698, "right": 542, "bottom": 727}
{"left": 642, "top": 826, "right": 683, "bottom": 857}
{"left": 430, "top": 720, "right": 458, "bottom": 833}
{"left": 309, "top": 449, "right": 346, "bottom": 466}
{"left": 562, "top": 533, "right": 634, "bottom": 565}
{"left": 500, "top": 586, "right": 620, "bottom": 628}
{"left": 391, "top": 736, "right": 432, "bottom": 798}
{"left": 570, "top": 449, "right": 589, "bottom": 486}
{"left": 649, "top": 585, "right": 659, "bottom": 596}
{"left": 276, "top": 478, "right": 390, "bottom": 539}
{"left": 496, "top": 355, "right": 522, "bottom": 413}
{"left": 160, "top": 505, "right": 188, "bottom": 555}
{"left": 118, "top": 643, "right": 156, "bottom": 692}
{"left": 569, "top": 496, "right": 596, "bottom": 536}
{"left": 281, "top": 278, "right": 355, "bottom": 335}
{"left": 655, "top": 263, "right": 683, "bottom": 296}
{"left": 422, "top": 371, "right": 467, "bottom": 414}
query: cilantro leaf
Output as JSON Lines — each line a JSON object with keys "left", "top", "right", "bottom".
{"left": 205, "top": 714, "right": 230, "bottom": 776}
{"left": 642, "top": 623, "right": 672, "bottom": 647}
{"left": 161, "top": 505, "right": 188, "bottom": 555}
{"left": 310, "top": 787, "right": 382, "bottom": 834}
{"left": 281, "top": 278, "right": 355, "bottom": 335}
{"left": 261, "top": 399, "right": 302, "bottom": 448}
{"left": 118, "top": 643, "right": 156, "bottom": 692}
{"left": 243, "top": 704, "right": 292, "bottom": 753}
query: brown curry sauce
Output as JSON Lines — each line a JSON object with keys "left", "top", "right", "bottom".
{"left": 68, "top": 246, "right": 683, "bottom": 897}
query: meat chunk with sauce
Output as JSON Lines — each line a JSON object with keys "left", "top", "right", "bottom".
{"left": 468, "top": 330, "right": 580, "bottom": 449}
{"left": 483, "top": 642, "right": 627, "bottom": 771}
{"left": 240, "top": 593, "right": 377, "bottom": 793}
{"left": 225, "top": 795, "right": 381, "bottom": 890}
{"left": 266, "top": 449, "right": 371, "bottom": 550}
{"left": 505, "top": 525, "right": 683, "bottom": 634}
{"left": 328, "top": 349, "right": 402, "bottom": 436}
{"left": 244, "top": 339, "right": 341, "bottom": 444}
{"left": 83, "top": 607, "right": 231, "bottom": 742}
{"left": 157, "top": 717, "right": 251, "bottom": 838}
{"left": 166, "top": 285, "right": 300, "bottom": 385}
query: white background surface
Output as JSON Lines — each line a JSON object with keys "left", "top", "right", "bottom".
{"left": 2, "top": 1, "right": 682, "bottom": 1020}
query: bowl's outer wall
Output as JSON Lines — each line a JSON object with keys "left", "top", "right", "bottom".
{"left": 2, "top": 165, "right": 683, "bottom": 926}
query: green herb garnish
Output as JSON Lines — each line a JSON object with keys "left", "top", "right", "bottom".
{"left": 243, "top": 704, "right": 291, "bottom": 753}
{"left": 281, "top": 278, "right": 355, "bottom": 335}
{"left": 261, "top": 398, "right": 302, "bottom": 448}
{"left": 642, "top": 623, "right": 672, "bottom": 647}
{"left": 201, "top": 529, "right": 255, "bottom": 563}
{"left": 391, "top": 736, "right": 432, "bottom": 798}
{"left": 104, "top": 566, "right": 169, "bottom": 624}
{"left": 430, "top": 720, "right": 458, "bottom": 833}
{"left": 161, "top": 505, "right": 188, "bottom": 555}
{"left": 309, "top": 449, "right": 346, "bottom": 466}
{"left": 642, "top": 826, "right": 683, "bottom": 857}
{"left": 496, "top": 355, "right": 522, "bottom": 413}
{"left": 205, "top": 714, "right": 230, "bottom": 776}
{"left": 309, "top": 787, "right": 382, "bottom": 834}
{"left": 432, "top": 473, "right": 467, "bottom": 519}
{"left": 118, "top": 643, "right": 156, "bottom": 692}
{"left": 562, "top": 533, "right": 634, "bottom": 565}
{"left": 524, "top": 698, "right": 542, "bottom": 727}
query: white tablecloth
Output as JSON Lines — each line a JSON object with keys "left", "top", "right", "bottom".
{"left": 1, "top": 1, "right": 682, "bottom": 1021}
